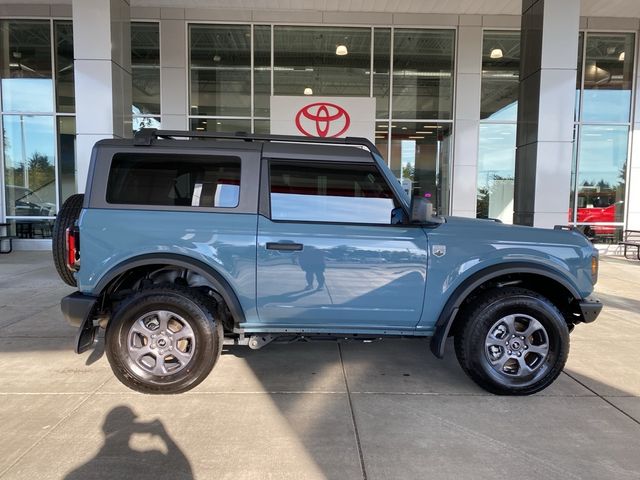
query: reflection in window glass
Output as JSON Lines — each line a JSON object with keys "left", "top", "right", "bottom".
{"left": 55, "top": 21, "right": 74, "bottom": 114}
{"left": 270, "top": 162, "right": 397, "bottom": 224}
{"left": 274, "top": 26, "right": 371, "bottom": 97}
{"left": 133, "top": 116, "right": 161, "bottom": 132}
{"left": 132, "top": 22, "right": 160, "bottom": 115}
{"left": 254, "top": 25, "right": 271, "bottom": 117}
{"left": 0, "top": 20, "right": 53, "bottom": 113}
{"left": 481, "top": 31, "right": 519, "bottom": 120}
{"left": 575, "top": 126, "right": 627, "bottom": 232}
{"left": 107, "top": 154, "right": 241, "bottom": 208}
{"left": 190, "top": 25, "right": 251, "bottom": 117}
{"left": 57, "top": 116, "right": 76, "bottom": 204}
{"left": 3, "top": 115, "right": 56, "bottom": 216}
{"left": 476, "top": 124, "right": 516, "bottom": 223}
{"left": 373, "top": 28, "right": 391, "bottom": 119}
{"left": 7, "top": 219, "right": 54, "bottom": 239}
{"left": 388, "top": 122, "right": 452, "bottom": 215}
{"left": 582, "top": 33, "right": 635, "bottom": 123}
{"left": 392, "top": 29, "right": 454, "bottom": 120}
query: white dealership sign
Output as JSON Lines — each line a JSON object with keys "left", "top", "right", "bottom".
{"left": 270, "top": 96, "right": 376, "bottom": 142}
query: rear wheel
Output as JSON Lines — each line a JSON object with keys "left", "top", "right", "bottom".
{"left": 105, "top": 285, "right": 222, "bottom": 394}
{"left": 454, "top": 287, "right": 569, "bottom": 395}
{"left": 52, "top": 193, "right": 84, "bottom": 287}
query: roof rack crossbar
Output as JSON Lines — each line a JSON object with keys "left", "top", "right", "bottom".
{"left": 133, "top": 128, "right": 382, "bottom": 157}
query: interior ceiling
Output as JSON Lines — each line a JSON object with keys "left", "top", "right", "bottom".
{"left": 18, "top": 0, "right": 640, "bottom": 17}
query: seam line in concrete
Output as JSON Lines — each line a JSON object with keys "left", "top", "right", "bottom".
{"left": 563, "top": 371, "right": 640, "bottom": 426}
{"left": 338, "top": 343, "right": 368, "bottom": 480}
{"left": 0, "top": 375, "right": 112, "bottom": 479}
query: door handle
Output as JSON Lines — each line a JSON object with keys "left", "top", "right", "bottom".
{"left": 266, "top": 242, "right": 303, "bottom": 251}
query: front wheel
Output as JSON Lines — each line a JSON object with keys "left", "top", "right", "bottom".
{"left": 105, "top": 285, "right": 222, "bottom": 394}
{"left": 454, "top": 287, "right": 569, "bottom": 395}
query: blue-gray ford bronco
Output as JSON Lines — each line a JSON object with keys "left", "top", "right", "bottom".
{"left": 54, "top": 129, "right": 602, "bottom": 395}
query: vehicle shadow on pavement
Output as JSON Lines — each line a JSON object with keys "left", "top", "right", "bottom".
{"left": 64, "top": 405, "right": 193, "bottom": 480}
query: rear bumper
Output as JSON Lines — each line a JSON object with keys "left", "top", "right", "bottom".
{"left": 578, "top": 297, "right": 603, "bottom": 323}
{"left": 61, "top": 292, "right": 97, "bottom": 327}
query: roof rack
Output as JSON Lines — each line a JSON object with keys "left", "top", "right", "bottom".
{"left": 133, "top": 128, "right": 382, "bottom": 157}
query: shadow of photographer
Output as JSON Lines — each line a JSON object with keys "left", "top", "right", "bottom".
{"left": 65, "top": 405, "right": 193, "bottom": 480}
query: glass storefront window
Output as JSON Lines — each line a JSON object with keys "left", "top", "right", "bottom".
{"left": 273, "top": 26, "right": 371, "bottom": 97}
{"left": 575, "top": 125, "right": 628, "bottom": 228}
{"left": 374, "top": 122, "right": 390, "bottom": 165}
{"left": 388, "top": 122, "right": 452, "bottom": 214}
{"left": 132, "top": 22, "right": 160, "bottom": 116}
{"left": 190, "top": 118, "right": 251, "bottom": 133}
{"left": 481, "top": 31, "right": 519, "bottom": 120}
{"left": 254, "top": 25, "right": 271, "bottom": 118}
{"left": 477, "top": 124, "right": 517, "bottom": 222}
{"left": 575, "top": 33, "right": 584, "bottom": 121}
{"left": 373, "top": 28, "right": 391, "bottom": 119}
{"left": 57, "top": 116, "right": 76, "bottom": 204}
{"left": 55, "top": 21, "right": 74, "bottom": 114}
{"left": 582, "top": 33, "right": 635, "bottom": 123}
{"left": 190, "top": 25, "right": 251, "bottom": 117}
{"left": 254, "top": 120, "right": 270, "bottom": 134}
{"left": 0, "top": 20, "right": 53, "bottom": 113}
{"left": 3, "top": 115, "right": 56, "bottom": 216}
{"left": 392, "top": 29, "right": 454, "bottom": 120}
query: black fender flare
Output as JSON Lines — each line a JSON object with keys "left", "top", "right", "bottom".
{"left": 94, "top": 253, "right": 246, "bottom": 325}
{"left": 429, "top": 262, "right": 581, "bottom": 358}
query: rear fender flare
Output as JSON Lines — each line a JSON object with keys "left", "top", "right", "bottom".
{"left": 94, "top": 253, "right": 246, "bottom": 324}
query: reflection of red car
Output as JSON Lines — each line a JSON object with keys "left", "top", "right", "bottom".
{"left": 568, "top": 192, "right": 623, "bottom": 237}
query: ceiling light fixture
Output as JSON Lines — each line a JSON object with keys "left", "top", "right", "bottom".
{"left": 304, "top": 87, "right": 313, "bottom": 95}
{"left": 490, "top": 48, "right": 503, "bottom": 59}
{"left": 336, "top": 44, "right": 348, "bottom": 56}
{"left": 213, "top": 55, "right": 221, "bottom": 62}
{"left": 619, "top": 51, "right": 625, "bottom": 61}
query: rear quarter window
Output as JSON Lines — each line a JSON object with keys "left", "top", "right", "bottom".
{"left": 106, "top": 153, "right": 241, "bottom": 208}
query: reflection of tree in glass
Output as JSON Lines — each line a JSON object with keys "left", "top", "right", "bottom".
{"left": 401, "top": 163, "right": 415, "bottom": 181}
{"left": 476, "top": 174, "right": 513, "bottom": 219}
{"left": 27, "top": 151, "right": 55, "bottom": 189}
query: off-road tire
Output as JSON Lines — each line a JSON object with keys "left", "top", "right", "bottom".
{"left": 105, "top": 285, "right": 223, "bottom": 394}
{"left": 454, "top": 287, "right": 569, "bottom": 395}
{"left": 52, "top": 193, "right": 84, "bottom": 287}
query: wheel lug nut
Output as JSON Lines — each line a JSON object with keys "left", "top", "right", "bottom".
{"left": 508, "top": 350, "right": 512, "bottom": 355}
{"left": 520, "top": 336, "right": 525, "bottom": 340}
{"left": 517, "top": 352, "right": 521, "bottom": 357}
{"left": 524, "top": 345, "right": 528, "bottom": 349}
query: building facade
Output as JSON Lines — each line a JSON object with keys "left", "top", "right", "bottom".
{"left": 0, "top": 0, "right": 639, "bottom": 249}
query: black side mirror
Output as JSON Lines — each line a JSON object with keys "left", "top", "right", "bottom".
{"left": 410, "top": 196, "right": 433, "bottom": 223}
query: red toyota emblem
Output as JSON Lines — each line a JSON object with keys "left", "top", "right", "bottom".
{"left": 295, "top": 102, "right": 351, "bottom": 138}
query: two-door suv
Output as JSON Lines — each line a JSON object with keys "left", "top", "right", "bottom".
{"left": 54, "top": 129, "right": 602, "bottom": 395}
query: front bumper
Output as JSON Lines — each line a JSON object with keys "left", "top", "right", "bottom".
{"left": 61, "top": 292, "right": 99, "bottom": 354}
{"left": 578, "top": 297, "right": 603, "bottom": 323}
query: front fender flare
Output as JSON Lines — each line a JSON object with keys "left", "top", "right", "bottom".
{"left": 93, "top": 253, "right": 246, "bottom": 324}
{"left": 429, "top": 262, "right": 581, "bottom": 358}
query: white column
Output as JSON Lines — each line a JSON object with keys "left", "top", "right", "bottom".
{"left": 451, "top": 18, "right": 482, "bottom": 217}
{"left": 72, "top": 0, "right": 132, "bottom": 193}
{"left": 627, "top": 64, "right": 640, "bottom": 230}
{"left": 513, "top": 0, "right": 580, "bottom": 228}
{"left": 160, "top": 9, "right": 188, "bottom": 130}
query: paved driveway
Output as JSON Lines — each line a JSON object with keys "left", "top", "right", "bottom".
{"left": 0, "top": 252, "right": 639, "bottom": 479}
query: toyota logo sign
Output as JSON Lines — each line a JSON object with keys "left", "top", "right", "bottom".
{"left": 295, "top": 102, "right": 351, "bottom": 138}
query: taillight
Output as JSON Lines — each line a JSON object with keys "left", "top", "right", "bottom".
{"left": 65, "top": 227, "right": 80, "bottom": 271}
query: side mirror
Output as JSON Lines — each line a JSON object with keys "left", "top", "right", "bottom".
{"left": 410, "top": 196, "right": 434, "bottom": 223}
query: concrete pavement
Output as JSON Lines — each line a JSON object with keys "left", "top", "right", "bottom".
{"left": 0, "top": 252, "right": 639, "bottom": 479}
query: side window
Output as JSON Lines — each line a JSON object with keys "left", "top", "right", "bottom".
{"left": 269, "top": 161, "right": 398, "bottom": 224}
{"left": 106, "top": 153, "right": 241, "bottom": 208}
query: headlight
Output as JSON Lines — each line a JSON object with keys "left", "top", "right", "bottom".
{"left": 591, "top": 254, "right": 599, "bottom": 285}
